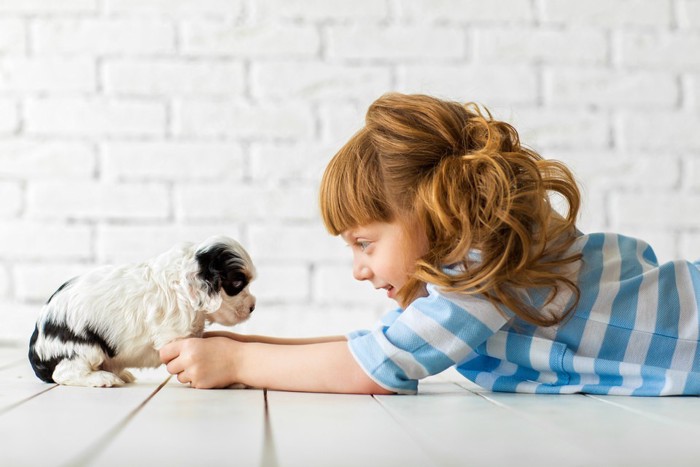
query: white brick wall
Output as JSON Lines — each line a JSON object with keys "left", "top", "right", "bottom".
{"left": 1, "top": 0, "right": 698, "bottom": 344}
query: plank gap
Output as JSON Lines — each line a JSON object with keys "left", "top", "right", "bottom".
{"left": 260, "top": 388, "right": 280, "bottom": 467}
{"left": 584, "top": 394, "right": 697, "bottom": 427}
{"left": 0, "top": 384, "right": 58, "bottom": 417}
{"left": 65, "top": 375, "right": 172, "bottom": 467}
{"left": 371, "top": 394, "right": 443, "bottom": 467}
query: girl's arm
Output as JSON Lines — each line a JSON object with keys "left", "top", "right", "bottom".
{"left": 202, "top": 331, "right": 345, "bottom": 346}
{"left": 159, "top": 337, "right": 394, "bottom": 395}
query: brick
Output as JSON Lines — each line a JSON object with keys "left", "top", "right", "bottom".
{"left": 621, "top": 112, "right": 700, "bottom": 150}
{"left": 555, "top": 151, "right": 680, "bottom": 190}
{"left": 0, "top": 0, "right": 96, "bottom": 13}
{"left": 251, "top": 62, "right": 391, "bottom": 101}
{"left": 509, "top": 109, "right": 611, "bottom": 149}
{"left": 0, "top": 98, "right": 17, "bottom": 133}
{"left": 33, "top": 19, "right": 174, "bottom": 55}
{"left": 620, "top": 32, "right": 700, "bottom": 70}
{"left": 102, "top": 142, "right": 245, "bottom": 181}
{"left": 176, "top": 184, "right": 317, "bottom": 222}
{"left": 25, "top": 98, "right": 166, "bottom": 137}
{"left": 239, "top": 304, "right": 382, "bottom": 338}
{"left": 546, "top": 70, "right": 678, "bottom": 108}
{"left": 14, "top": 263, "right": 95, "bottom": 303}
{"left": 250, "top": 143, "right": 336, "bottom": 182}
{"left": 542, "top": 0, "right": 673, "bottom": 27}
{"left": 399, "top": 65, "right": 538, "bottom": 105}
{"left": 182, "top": 22, "right": 319, "bottom": 58}
{"left": 679, "top": 232, "right": 700, "bottom": 261}
{"left": 398, "top": 0, "right": 533, "bottom": 22}
{"left": 0, "top": 300, "right": 42, "bottom": 344}
{"left": 477, "top": 28, "right": 607, "bottom": 65}
{"left": 104, "top": 0, "right": 243, "bottom": 16}
{"left": 0, "top": 265, "right": 8, "bottom": 298}
{"left": 27, "top": 182, "right": 169, "bottom": 220}
{"left": 0, "top": 222, "right": 92, "bottom": 260}
{"left": 173, "top": 101, "right": 314, "bottom": 139}
{"left": 328, "top": 26, "right": 465, "bottom": 60}
{"left": 103, "top": 59, "right": 245, "bottom": 96}
{"left": 687, "top": 157, "right": 700, "bottom": 190}
{"left": 255, "top": 0, "right": 388, "bottom": 20}
{"left": 0, "top": 58, "right": 94, "bottom": 92}
{"left": 318, "top": 102, "right": 366, "bottom": 147}
{"left": 575, "top": 188, "right": 608, "bottom": 234}
{"left": 247, "top": 224, "right": 347, "bottom": 262}
{"left": 0, "top": 19, "right": 25, "bottom": 54}
{"left": 314, "top": 264, "right": 395, "bottom": 306}
{"left": 253, "top": 264, "right": 310, "bottom": 302}
{"left": 0, "top": 183, "right": 22, "bottom": 217}
{"left": 611, "top": 193, "right": 700, "bottom": 229}
{"left": 679, "top": 0, "right": 700, "bottom": 28}
{"left": 0, "top": 141, "right": 95, "bottom": 180}
{"left": 97, "top": 224, "right": 244, "bottom": 263}
{"left": 691, "top": 74, "right": 700, "bottom": 109}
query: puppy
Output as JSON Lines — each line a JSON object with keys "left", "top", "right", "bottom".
{"left": 28, "top": 235, "right": 256, "bottom": 387}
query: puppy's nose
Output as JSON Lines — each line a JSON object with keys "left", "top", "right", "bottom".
{"left": 249, "top": 304, "right": 255, "bottom": 314}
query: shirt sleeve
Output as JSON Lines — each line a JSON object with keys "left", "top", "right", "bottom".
{"left": 347, "top": 284, "right": 511, "bottom": 394}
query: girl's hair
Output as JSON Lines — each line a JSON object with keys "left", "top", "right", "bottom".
{"left": 320, "top": 93, "right": 581, "bottom": 326}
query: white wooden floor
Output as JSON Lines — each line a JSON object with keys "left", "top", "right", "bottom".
{"left": 2, "top": 345, "right": 700, "bottom": 467}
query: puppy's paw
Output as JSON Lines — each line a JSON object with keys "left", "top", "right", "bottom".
{"left": 117, "top": 370, "right": 136, "bottom": 384}
{"left": 55, "top": 370, "right": 126, "bottom": 388}
{"left": 84, "top": 371, "right": 125, "bottom": 387}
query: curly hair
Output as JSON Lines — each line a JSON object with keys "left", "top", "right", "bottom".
{"left": 320, "top": 93, "right": 582, "bottom": 326}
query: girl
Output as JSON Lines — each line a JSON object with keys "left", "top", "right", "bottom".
{"left": 161, "top": 93, "right": 700, "bottom": 396}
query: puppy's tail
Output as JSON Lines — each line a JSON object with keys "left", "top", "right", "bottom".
{"left": 28, "top": 325, "right": 58, "bottom": 383}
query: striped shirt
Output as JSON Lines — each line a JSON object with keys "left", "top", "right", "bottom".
{"left": 347, "top": 233, "right": 700, "bottom": 395}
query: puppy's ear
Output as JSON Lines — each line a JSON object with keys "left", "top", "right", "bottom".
{"left": 195, "top": 242, "right": 250, "bottom": 297}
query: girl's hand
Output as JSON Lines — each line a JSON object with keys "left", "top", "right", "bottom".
{"left": 159, "top": 337, "right": 240, "bottom": 389}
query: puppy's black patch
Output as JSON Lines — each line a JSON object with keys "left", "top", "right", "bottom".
{"left": 43, "top": 320, "right": 116, "bottom": 359}
{"left": 28, "top": 325, "right": 62, "bottom": 383}
{"left": 28, "top": 320, "right": 117, "bottom": 384}
{"left": 196, "top": 243, "right": 249, "bottom": 297}
{"left": 46, "top": 278, "right": 75, "bottom": 305}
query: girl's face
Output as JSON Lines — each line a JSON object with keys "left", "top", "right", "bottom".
{"left": 341, "top": 221, "right": 428, "bottom": 305}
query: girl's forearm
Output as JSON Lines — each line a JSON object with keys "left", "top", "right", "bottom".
{"left": 232, "top": 340, "right": 393, "bottom": 395}
{"left": 205, "top": 331, "right": 346, "bottom": 346}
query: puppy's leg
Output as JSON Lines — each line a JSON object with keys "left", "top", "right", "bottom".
{"left": 51, "top": 348, "right": 124, "bottom": 388}
{"left": 117, "top": 369, "right": 135, "bottom": 384}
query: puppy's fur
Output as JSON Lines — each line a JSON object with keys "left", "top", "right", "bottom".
{"left": 28, "top": 236, "right": 256, "bottom": 387}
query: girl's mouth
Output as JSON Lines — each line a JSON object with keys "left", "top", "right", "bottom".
{"left": 385, "top": 285, "right": 395, "bottom": 299}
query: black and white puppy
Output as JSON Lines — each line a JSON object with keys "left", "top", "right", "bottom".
{"left": 28, "top": 235, "right": 256, "bottom": 387}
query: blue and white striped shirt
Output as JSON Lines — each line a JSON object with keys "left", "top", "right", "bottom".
{"left": 347, "top": 233, "right": 700, "bottom": 395}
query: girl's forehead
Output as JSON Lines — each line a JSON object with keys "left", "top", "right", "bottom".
{"left": 343, "top": 222, "right": 403, "bottom": 239}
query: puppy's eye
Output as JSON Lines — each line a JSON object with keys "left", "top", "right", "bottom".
{"left": 222, "top": 278, "right": 247, "bottom": 296}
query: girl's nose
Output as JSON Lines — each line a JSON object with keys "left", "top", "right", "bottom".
{"left": 353, "top": 261, "right": 371, "bottom": 281}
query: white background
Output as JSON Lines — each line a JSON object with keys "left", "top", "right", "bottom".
{"left": 1, "top": 0, "right": 699, "bottom": 343}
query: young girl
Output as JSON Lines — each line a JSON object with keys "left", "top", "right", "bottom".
{"left": 160, "top": 93, "right": 700, "bottom": 396}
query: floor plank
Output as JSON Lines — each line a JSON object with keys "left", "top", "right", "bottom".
{"left": 0, "top": 346, "right": 26, "bottom": 371}
{"left": 265, "top": 390, "right": 436, "bottom": 467}
{"left": 86, "top": 382, "right": 266, "bottom": 466}
{"left": 0, "top": 373, "right": 169, "bottom": 467}
{"left": 376, "top": 383, "right": 596, "bottom": 467}
{"left": 480, "top": 391, "right": 700, "bottom": 465}
{"left": 588, "top": 394, "right": 700, "bottom": 426}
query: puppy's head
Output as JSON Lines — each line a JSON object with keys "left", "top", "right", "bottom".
{"left": 194, "top": 236, "right": 256, "bottom": 326}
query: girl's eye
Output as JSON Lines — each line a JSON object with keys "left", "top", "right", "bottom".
{"left": 356, "top": 241, "right": 371, "bottom": 251}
